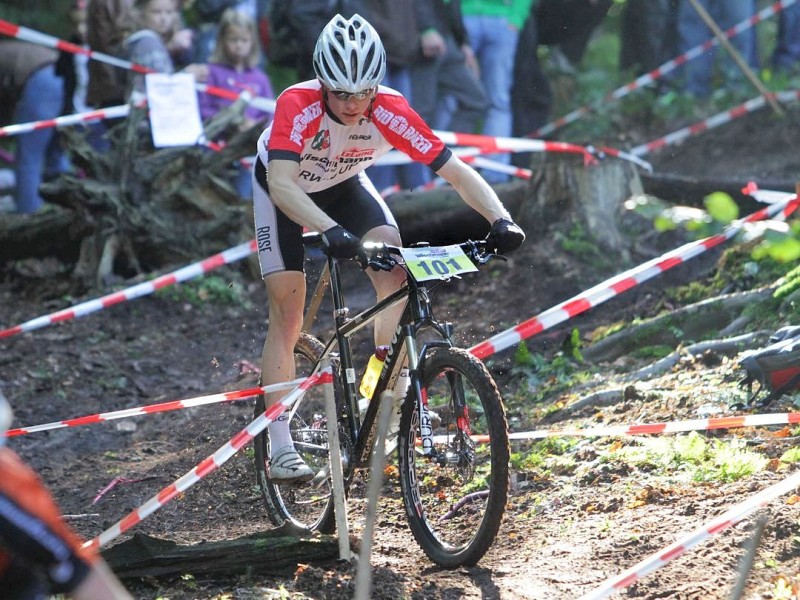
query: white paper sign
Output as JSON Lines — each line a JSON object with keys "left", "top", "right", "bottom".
{"left": 145, "top": 72, "right": 204, "bottom": 147}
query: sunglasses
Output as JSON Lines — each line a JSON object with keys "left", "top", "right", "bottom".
{"left": 328, "top": 88, "right": 374, "bottom": 101}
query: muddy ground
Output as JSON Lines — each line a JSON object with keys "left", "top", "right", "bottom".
{"left": 1, "top": 104, "right": 800, "bottom": 599}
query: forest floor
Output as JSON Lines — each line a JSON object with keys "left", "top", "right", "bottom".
{"left": 1, "top": 103, "right": 800, "bottom": 600}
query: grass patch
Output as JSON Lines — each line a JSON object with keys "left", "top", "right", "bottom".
{"left": 603, "top": 431, "right": 768, "bottom": 483}
{"left": 510, "top": 438, "right": 581, "bottom": 479}
{"left": 157, "top": 275, "right": 252, "bottom": 308}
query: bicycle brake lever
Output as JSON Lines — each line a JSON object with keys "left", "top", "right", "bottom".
{"left": 369, "top": 257, "right": 397, "bottom": 272}
{"left": 479, "top": 252, "right": 507, "bottom": 266}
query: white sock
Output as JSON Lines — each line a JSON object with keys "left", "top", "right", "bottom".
{"left": 268, "top": 415, "right": 293, "bottom": 451}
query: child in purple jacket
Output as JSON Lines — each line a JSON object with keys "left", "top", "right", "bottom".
{"left": 199, "top": 8, "right": 273, "bottom": 197}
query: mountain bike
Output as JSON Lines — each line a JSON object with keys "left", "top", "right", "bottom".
{"left": 253, "top": 235, "right": 510, "bottom": 567}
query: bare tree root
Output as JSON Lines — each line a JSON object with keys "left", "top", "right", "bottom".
{"left": 620, "top": 331, "right": 766, "bottom": 382}
{"left": 563, "top": 331, "right": 767, "bottom": 415}
{"left": 582, "top": 286, "right": 777, "bottom": 363}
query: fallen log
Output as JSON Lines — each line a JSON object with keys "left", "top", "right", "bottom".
{"left": 641, "top": 171, "right": 794, "bottom": 211}
{"left": 0, "top": 205, "right": 88, "bottom": 262}
{"left": 386, "top": 180, "right": 527, "bottom": 244}
{"left": 102, "top": 530, "right": 340, "bottom": 579}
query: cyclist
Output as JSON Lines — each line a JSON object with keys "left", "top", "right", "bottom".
{"left": 254, "top": 12, "right": 525, "bottom": 482}
{"left": 0, "top": 395, "right": 132, "bottom": 599}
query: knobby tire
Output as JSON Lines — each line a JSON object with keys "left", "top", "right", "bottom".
{"left": 253, "top": 332, "right": 342, "bottom": 533}
{"left": 397, "top": 347, "right": 509, "bottom": 567}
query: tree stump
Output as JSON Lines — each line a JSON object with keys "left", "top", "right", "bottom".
{"left": 517, "top": 153, "right": 644, "bottom": 260}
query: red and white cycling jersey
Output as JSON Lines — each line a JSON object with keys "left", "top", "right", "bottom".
{"left": 256, "top": 80, "right": 451, "bottom": 193}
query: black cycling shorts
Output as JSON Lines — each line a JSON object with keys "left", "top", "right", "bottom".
{"left": 252, "top": 158, "right": 398, "bottom": 276}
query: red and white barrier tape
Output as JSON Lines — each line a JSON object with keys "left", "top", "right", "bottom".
{"left": 83, "top": 368, "right": 333, "bottom": 550}
{"left": 0, "top": 105, "right": 131, "bottom": 138}
{"left": 631, "top": 90, "right": 800, "bottom": 157}
{"left": 377, "top": 133, "right": 653, "bottom": 172}
{"left": 579, "top": 468, "right": 800, "bottom": 599}
{"left": 3, "top": 378, "right": 305, "bottom": 438}
{"left": 437, "top": 132, "right": 652, "bottom": 172}
{"left": 434, "top": 411, "right": 800, "bottom": 445}
{"left": 463, "top": 155, "right": 533, "bottom": 179}
{"left": 532, "top": 0, "right": 797, "bottom": 138}
{"left": 469, "top": 193, "right": 799, "bottom": 359}
{"left": 0, "top": 240, "right": 256, "bottom": 340}
{"left": 743, "top": 181, "right": 799, "bottom": 204}
{"left": 0, "top": 19, "right": 275, "bottom": 114}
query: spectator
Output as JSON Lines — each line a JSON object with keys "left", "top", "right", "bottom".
{"left": 460, "top": 0, "right": 534, "bottom": 183}
{"left": 510, "top": 0, "right": 610, "bottom": 166}
{"left": 409, "top": 0, "right": 488, "bottom": 183}
{"left": 267, "top": 0, "right": 340, "bottom": 81}
{"left": 165, "top": 2, "right": 196, "bottom": 71}
{"left": 345, "top": 0, "right": 423, "bottom": 192}
{"left": 57, "top": 0, "right": 91, "bottom": 116}
{"left": 123, "top": 0, "right": 178, "bottom": 94}
{"left": 199, "top": 8, "right": 274, "bottom": 197}
{"left": 510, "top": 6, "right": 550, "bottom": 144}
{"left": 619, "top": 0, "right": 679, "bottom": 79}
{"left": 772, "top": 3, "right": 800, "bottom": 74}
{"left": 86, "top": 0, "right": 133, "bottom": 110}
{"left": 191, "top": 0, "right": 260, "bottom": 63}
{"left": 543, "top": 0, "right": 612, "bottom": 68}
{"left": 676, "top": 0, "right": 759, "bottom": 98}
{"left": 0, "top": 395, "right": 133, "bottom": 599}
{"left": 123, "top": 0, "right": 206, "bottom": 94}
{"left": 0, "top": 40, "right": 68, "bottom": 214}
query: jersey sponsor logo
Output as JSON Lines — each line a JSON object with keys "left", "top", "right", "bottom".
{"left": 257, "top": 226, "right": 272, "bottom": 252}
{"left": 372, "top": 105, "right": 433, "bottom": 154}
{"left": 301, "top": 154, "right": 333, "bottom": 172}
{"left": 311, "top": 128, "right": 330, "bottom": 151}
{"left": 349, "top": 133, "right": 371, "bottom": 140}
{"left": 340, "top": 148, "right": 374, "bottom": 160}
{"left": 290, "top": 101, "right": 323, "bottom": 146}
{"left": 298, "top": 171, "right": 323, "bottom": 182}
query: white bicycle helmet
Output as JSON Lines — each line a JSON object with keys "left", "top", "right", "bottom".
{"left": 313, "top": 13, "right": 386, "bottom": 93}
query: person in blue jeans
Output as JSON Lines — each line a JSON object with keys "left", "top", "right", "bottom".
{"left": 0, "top": 40, "right": 69, "bottom": 214}
{"left": 350, "top": 0, "right": 427, "bottom": 193}
{"left": 773, "top": 3, "right": 800, "bottom": 73}
{"left": 677, "top": 0, "right": 758, "bottom": 98}
{"left": 460, "top": 0, "right": 534, "bottom": 184}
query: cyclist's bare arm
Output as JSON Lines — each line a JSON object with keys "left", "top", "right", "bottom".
{"left": 266, "top": 159, "right": 339, "bottom": 232}
{"left": 435, "top": 155, "right": 512, "bottom": 224}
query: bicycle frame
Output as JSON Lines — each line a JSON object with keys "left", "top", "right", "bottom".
{"left": 308, "top": 248, "right": 456, "bottom": 469}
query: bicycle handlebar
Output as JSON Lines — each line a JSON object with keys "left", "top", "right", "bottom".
{"left": 301, "top": 232, "right": 502, "bottom": 271}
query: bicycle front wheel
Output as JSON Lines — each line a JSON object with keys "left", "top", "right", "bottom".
{"left": 253, "top": 332, "right": 338, "bottom": 533}
{"left": 398, "top": 347, "right": 509, "bottom": 567}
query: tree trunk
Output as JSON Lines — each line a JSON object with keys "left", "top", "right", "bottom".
{"left": 102, "top": 530, "right": 340, "bottom": 579}
{"left": 516, "top": 154, "right": 643, "bottom": 260}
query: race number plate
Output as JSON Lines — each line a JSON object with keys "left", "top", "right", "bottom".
{"left": 399, "top": 245, "right": 478, "bottom": 282}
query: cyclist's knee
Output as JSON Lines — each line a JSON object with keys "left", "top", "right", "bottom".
{"left": 363, "top": 224, "right": 401, "bottom": 245}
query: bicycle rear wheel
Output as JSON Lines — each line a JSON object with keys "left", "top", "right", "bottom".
{"left": 253, "top": 332, "right": 340, "bottom": 533}
{"left": 398, "top": 347, "right": 509, "bottom": 567}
